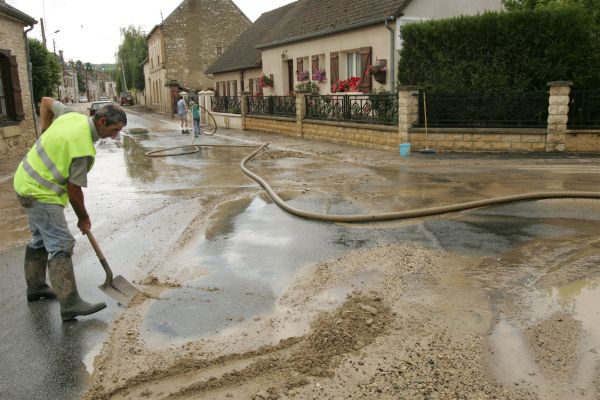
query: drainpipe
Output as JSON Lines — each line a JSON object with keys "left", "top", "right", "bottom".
{"left": 384, "top": 16, "right": 396, "bottom": 92}
{"left": 23, "top": 23, "right": 39, "bottom": 137}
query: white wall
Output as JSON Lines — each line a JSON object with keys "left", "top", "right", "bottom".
{"left": 262, "top": 25, "right": 392, "bottom": 95}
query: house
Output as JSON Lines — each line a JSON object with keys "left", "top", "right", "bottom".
{"left": 0, "top": 0, "right": 37, "bottom": 159}
{"left": 144, "top": 0, "right": 251, "bottom": 114}
{"left": 207, "top": 0, "right": 501, "bottom": 97}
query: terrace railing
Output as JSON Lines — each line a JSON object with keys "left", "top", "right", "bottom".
{"left": 417, "top": 91, "right": 548, "bottom": 128}
{"left": 248, "top": 96, "right": 296, "bottom": 117}
{"left": 568, "top": 90, "right": 600, "bottom": 129}
{"left": 211, "top": 96, "right": 241, "bottom": 114}
{"left": 305, "top": 94, "right": 399, "bottom": 126}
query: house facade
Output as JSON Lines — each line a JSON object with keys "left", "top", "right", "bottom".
{"left": 144, "top": 0, "right": 251, "bottom": 114}
{"left": 0, "top": 0, "right": 37, "bottom": 159}
{"left": 208, "top": 0, "right": 502, "bottom": 97}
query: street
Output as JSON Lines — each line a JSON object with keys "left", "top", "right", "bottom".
{"left": 2, "top": 104, "right": 600, "bottom": 399}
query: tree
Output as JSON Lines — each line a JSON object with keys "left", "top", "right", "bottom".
{"left": 502, "top": 0, "right": 600, "bottom": 23}
{"left": 28, "top": 38, "right": 60, "bottom": 106}
{"left": 75, "top": 60, "right": 86, "bottom": 94}
{"left": 116, "top": 25, "right": 147, "bottom": 93}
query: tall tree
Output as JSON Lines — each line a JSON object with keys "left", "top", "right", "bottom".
{"left": 503, "top": 0, "right": 600, "bottom": 23}
{"left": 75, "top": 60, "right": 86, "bottom": 94}
{"left": 28, "top": 38, "right": 60, "bottom": 106}
{"left": 116, "top": 25, "right": 147, "bottom": 93}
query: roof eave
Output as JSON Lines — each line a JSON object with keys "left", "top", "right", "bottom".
{"left": 0, "top": 3, "right": 37, "bottom": 26}
{"left": 256, "top": 16, "right": 396, "bottom": 50}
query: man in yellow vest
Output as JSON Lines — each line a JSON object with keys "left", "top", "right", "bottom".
{"left": 13, "top": 97, "right": 127, "bottom": 321}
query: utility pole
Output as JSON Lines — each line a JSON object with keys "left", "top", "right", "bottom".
{"left": 40, "top": 18, "right": 46, "bottom": 47}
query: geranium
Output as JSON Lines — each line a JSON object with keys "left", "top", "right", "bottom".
{"left": 311, "top": 68, "right": 326, "bottom": 82}
{"left": 369, "top": 65, "right": 387, "bottom": 75}
{"left": 259, "top": 74, "right": 273, "bottom": 88}
{"left": 332, "top": 77, "right": 361, "bottom": 92}
{"left": 296, "top": 70, "right": 309, "bottom": 82}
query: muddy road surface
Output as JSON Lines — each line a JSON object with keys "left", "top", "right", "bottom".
{"left": 1, "top": 105, "right": 600, "bottom": 399}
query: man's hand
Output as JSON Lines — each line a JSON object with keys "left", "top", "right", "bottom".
{"left": 77, "top": 216, "right": 91, "bottom": 234}
{"left": 67, "top": 182, "right": 91, "bottom": 234}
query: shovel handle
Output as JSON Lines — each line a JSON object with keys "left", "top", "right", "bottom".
{"left": 85, "top": 231, "right": 114, "bottom": 286}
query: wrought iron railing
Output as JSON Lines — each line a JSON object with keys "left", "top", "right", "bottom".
{"left": 305, "top": 94, "right": 399, "bottom": 126}
{"left": 248, "top": 96, "right": 296, "bottom": 116}
{"left": 211, "top": 96, "right": 241, "bottom": 114}
{"left": 568, "top": 90, "right": 600, "bottom": 129}
{"left": 417, "top": 91, "right": 548, "bottom": 128}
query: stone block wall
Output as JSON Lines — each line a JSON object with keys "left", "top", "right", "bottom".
{"left": 409, "top": 129, "right": 547, "bottom": 152}
{"left": 162, "top": 0, "right": 251, "bottom": 91}
{"left": 303, "top": 122, "right": 399, "bottom": 150}
{"left": 0, "top": 17, "right": 36, "bottom": 159}
{"left": 246, "top": 116, "right": 298, "bottom": 137}
{"left": 566, "top": 131, "right": 600, "bottom": 152}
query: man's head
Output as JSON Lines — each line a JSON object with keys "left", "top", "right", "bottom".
{"left": 93, "top": 104, "right": 127, "bottom": 138}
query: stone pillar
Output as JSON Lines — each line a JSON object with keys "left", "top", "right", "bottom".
{"left": 295, "top": 90, "right": 308, "bottom": 138}
{"left": 398, "top": 86, "right": 421, "bottom": 144}
{"left": 240, "top": 91, "right": 250, "bottom": 130}
{"left": 546, "top": 81, "right": 572, "bottom": 152}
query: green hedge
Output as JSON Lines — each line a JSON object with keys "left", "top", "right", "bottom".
{"left": 398, "top": 7, "right": 600, "bottom": 92}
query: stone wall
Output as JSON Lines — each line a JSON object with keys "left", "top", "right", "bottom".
{"left": 0, "top": 16, "right": 36, "bottom": 160}
{"left": 246, "top": 116, "right": 298, "bottom": 137}
{"left": 162, "top": 0, "right": 251, "bottom": 91}
{"left": 409, "top": 128, "right": 547, "bottom": 152}
{"left": 303, "top": 121, "right": 398, "bottom": 150}
{"left": 566, "top": 131, "right": 600, "bottom": 152}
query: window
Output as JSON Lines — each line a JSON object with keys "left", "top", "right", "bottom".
{"left": 347, "top": 52, "right": 360, "bottom": 78}
{"left": 216, "top": 47, "right": 222, "bottom": 56}
{"left": 0, "top": 51, "right": 24, "bottom": 124}
{"left": 157, "top": 55, "right": 160, "bottom": 65}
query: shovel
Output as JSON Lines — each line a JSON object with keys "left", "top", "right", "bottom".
{"left": 85, "top": 231, "right": 141, "bottom": 305}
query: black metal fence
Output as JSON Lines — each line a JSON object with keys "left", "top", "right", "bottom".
{"left": 417, "top": 91, "right": 548, "bottom": 128}
{"left": 211, "top": 96, "right": 241, "bottom": 114}
{"left": 248, "top": 96, "right": 296, "bottom": 117}
{"left": 568, "top": 90, "right": 600, "bottom": 129}
{"left": 305, "top": 94, "right": 399, "bottom": 126}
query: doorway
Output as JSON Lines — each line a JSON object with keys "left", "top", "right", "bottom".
{"left": 287, "top": 59, "right": 294, "bottom": 95}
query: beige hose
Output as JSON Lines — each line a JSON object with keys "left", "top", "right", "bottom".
{"left": 241, "top": 144, "right": 600, "bottom": 222}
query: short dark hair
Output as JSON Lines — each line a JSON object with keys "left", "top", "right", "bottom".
{"left": 94, "top": 104, "right": 127, "bottom": 126}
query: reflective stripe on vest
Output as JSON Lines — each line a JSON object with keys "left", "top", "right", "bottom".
{"left": 21, "top": 157, "right": 66, "bottom": 195}
{"left": 34, "top": 138, "right": 68, "bottom": 185}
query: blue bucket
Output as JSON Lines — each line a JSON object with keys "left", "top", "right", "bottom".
{"left": 399, "top": 143, "right": 411, "bottom": 157}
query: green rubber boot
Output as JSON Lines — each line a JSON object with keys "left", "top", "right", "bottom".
{"left": 48, "top": 255, "right": 107, "bottom": 321}
{"left": 24, "top": 246, "right": 56, "bottom": 301}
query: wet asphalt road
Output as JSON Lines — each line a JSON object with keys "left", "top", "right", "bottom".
{"left": 1, "top": 105, "right": 600, "bottom": 399}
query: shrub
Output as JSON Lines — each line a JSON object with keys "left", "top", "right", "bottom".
{"left": 398, "top": 7, "right": 600, "bottom": 92}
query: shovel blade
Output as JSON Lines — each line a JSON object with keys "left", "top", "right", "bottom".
{"left": 99, "top": 275, "right": 141, "bottom": 306}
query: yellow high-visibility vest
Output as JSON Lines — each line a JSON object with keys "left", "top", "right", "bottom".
{"left": 14, "top": 112, "right": 96, "bottom": 206}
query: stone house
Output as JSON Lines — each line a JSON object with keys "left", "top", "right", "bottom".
{"left": 0, "top": 0, "right": 36, "bottom": 159}
{"left": 144, "top": 0, "right": 251, "bottom": 114}
{"left": 208, "top": 0, "right": 501, "bottom": 96}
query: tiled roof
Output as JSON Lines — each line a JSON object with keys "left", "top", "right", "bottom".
{"left": 207, "top": 0, "right": 410, "bottom": 74}
{"left": 0, "top": 1, "right": 36, "bottom": 25}
{"left": 206, "top": 3, "right": 296, "bottom": 74}
{"left": 256, "top": 0, "right": 409, "bottom": 49}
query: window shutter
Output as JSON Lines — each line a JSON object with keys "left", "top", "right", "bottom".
{"left": 330, "top": 52, "right": 339, "bottom": 92}
{"left": 359, "top": 47, "right": 372, "bottom": 93}
{"left": 296, "top": 57, "right": 303, "bottom": 73}
{"left": 9, "top": 55, "right": 24, "bottom": 121}
{"left": 311, "top": 55, "right": 319, "bottom": 73}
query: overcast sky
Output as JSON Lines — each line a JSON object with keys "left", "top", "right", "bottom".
{"left": 6, "top": 0, "right": 294, "bottom": 64}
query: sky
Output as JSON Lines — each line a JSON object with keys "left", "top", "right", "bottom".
{"left": 6, "top": 0, "right": 295, "bottom": 64}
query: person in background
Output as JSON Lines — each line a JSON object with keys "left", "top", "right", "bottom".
{"left": 177, "top": 95, "right": 189, "bottom": 134}
{"left": 13, "top": 97, "right": 127, "bottom": 321}
{"left": 191, "top": 100, "right": 201, "bottom": 138}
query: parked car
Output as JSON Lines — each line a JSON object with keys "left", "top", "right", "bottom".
{"left": 119, "top": 92, "right": 133, "bottom": 106}
{"left": 78, "top": 95, "right": 88, "bottom": 103}
{"left": 98, "top": 96, "right": 109, "bottom": 101}
{"left": 88, "top": 100, "right": 112, "bottom": 117}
